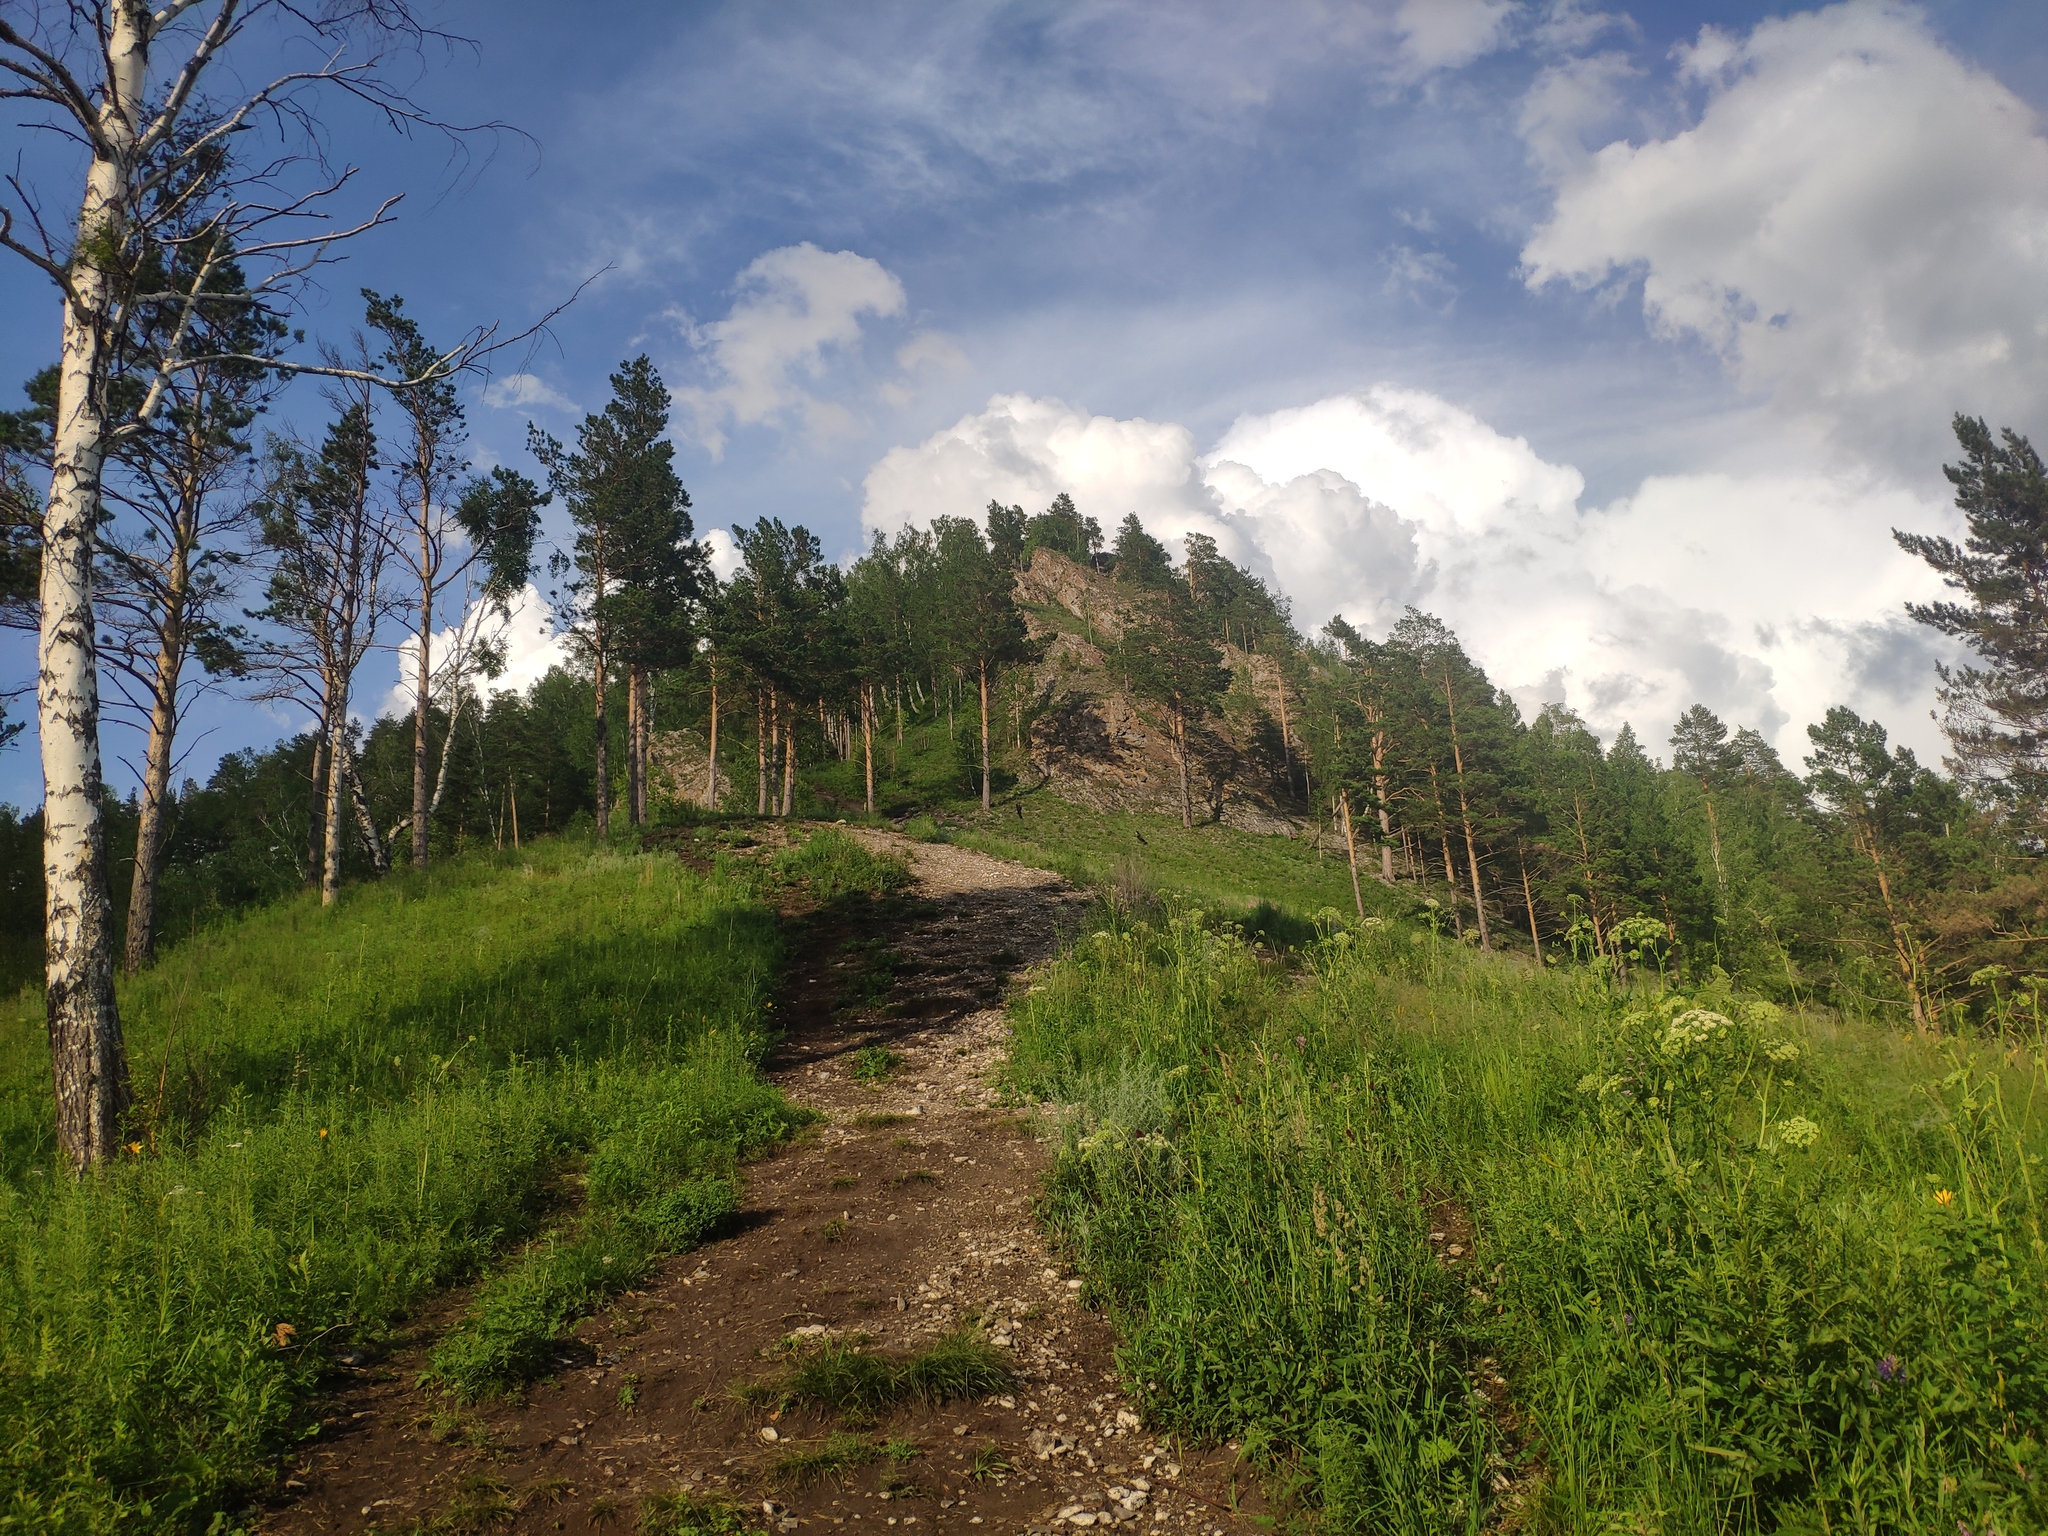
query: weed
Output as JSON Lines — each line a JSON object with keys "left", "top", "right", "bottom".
{"left": 767, "top": 829, "right": 912, "bottom": 904}
{"left": 734, "top": 1332, "right": 1015, "bottom": 1417}
{"left": 887, "top": 1168, "right": 937, "bottom": 1187}
{"left": 967, "top": 1446, "right": 1011, "bottom": 1481}
{"left": 854, "top": 1112, "right": 915, "bottom": 1128}
{"left": 830, "top": 1174, "right": 859, "bottom": 1190}
{"left": 639, "top": 1490, "right": 770, "bottom": 1536}
{"left": 427, "top": 1471, "right": 516, "bottom": 1534}
{"left": 772, "top": 1431, "right": 883, "bottom": 1487}
{"left": 851, "top": 1045, "right": 901, "bottom": 1084}
{"left": 882, "top": 1436, "right": 920, "bottom": 1465}
{"left": 823, "top": 1218, "right": 849, "bottom": 1242}
{"left": 617, "top": 1372, "right": 641, "bottom": 1409}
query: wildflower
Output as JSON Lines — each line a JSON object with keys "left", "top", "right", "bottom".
{"left": 317, "top": 1127, "right": 328, "bottom": 1139}
{"left": 125, "top": 1142, "right": 142, "bottom": 1155}
{"left": 274, "top": 1323, "right": 296, "bottom": 1348}
{"left": 1294, "top": 1035, "right": 1308, "bottom": 1050}
{"left": 1778, "top": 1116, "right": 1820, "bottom": 1149}
{"left": 1934, "top": 1188, "right": 1954, "bottom": 1207}
{"left": 1876, "top": 1354, "right": 1901, "bottom": 1384}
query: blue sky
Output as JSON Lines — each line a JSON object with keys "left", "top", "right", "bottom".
{"left": 4, "top": 0, "right": 2046, "bottom": 805}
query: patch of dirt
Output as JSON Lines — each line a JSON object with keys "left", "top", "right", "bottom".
{"left": 257, "top": 830, "right": 1268, "bottom": 1536}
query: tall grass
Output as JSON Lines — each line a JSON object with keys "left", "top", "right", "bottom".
{"left": 1009, "top": 912, "right": 2048, "bottom": 1534}
{"left": 0, "top": 839, "right": 796, "bottom": 1534}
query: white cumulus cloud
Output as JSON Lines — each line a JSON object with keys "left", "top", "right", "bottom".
{"left": 674, "top": 243, "right": 907, "bottom": 456}
{"left": 1394, "top": 0, "right": 1519, "bottom": 73}
{"left": 482, "top": 373, "right": 580, "bottom": 415}
{"left": 1521, "top": 0, "right": 2048, "bottom": 477}
{"left": 381, "top": 584, "right": 570, "bottom": 718}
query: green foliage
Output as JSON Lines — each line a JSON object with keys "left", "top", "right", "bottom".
{"left": 639, "top": 1490, "right": 772, "bottom": 1536}
{"left": 772, "top": 1431, "right": 885, "bottom": 1487}
{"left": 0, "top": 840, "right": 794, "bottom": 1530}
{"left": 766, "top": 827, "right": 912, "bottom": 902}
{"left": 851, "top": 1045, "right": 900, "bottom": 1084}
{"left": 735, "top": 1331, "right": 1015, "bottom": 1417}
{"left": 1010, "top": 910, "right": 2048, "bottom": 1534}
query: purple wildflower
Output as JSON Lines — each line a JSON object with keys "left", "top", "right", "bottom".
{"left": 1877, "top": 1355, "right": 1901, "bottom": 1384}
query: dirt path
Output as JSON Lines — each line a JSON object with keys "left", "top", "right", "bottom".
{"left": 260, "top": 831, "right": 1267, "bottom": 1536}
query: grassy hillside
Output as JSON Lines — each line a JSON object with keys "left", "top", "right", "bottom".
{"left": 1009, "top": 911, "right": 2048, "bottom": 1534}
{"left": 0, "top": 838, "right": 835, "bottom": 1533}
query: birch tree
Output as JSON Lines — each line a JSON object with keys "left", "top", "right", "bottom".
{"left": 0, "top": 0, "right": 513, "bottom": 1168}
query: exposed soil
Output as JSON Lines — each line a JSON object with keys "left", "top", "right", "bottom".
{"left": 257, "top": 830, "right": 1269, "bottom": 1536}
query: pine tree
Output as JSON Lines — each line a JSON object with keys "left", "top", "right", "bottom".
{"left": 1122, "top": 593, "right": 1228, "bottom": 828}
{"left": 1896, "top": 416, "right": 2048, "bottom": 826}
{"left": 532, "top": 357, "right": 699, "bottom": 835}
{"left": 934, "top": 516, "right": 1039, "bottom": 811}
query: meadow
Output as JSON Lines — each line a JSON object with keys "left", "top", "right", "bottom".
{"left": 1007, "top": 907, "right": 2048, "bottom": 1535}
{"left": 0, "top": 837, "right": 842, "bottom": 1533}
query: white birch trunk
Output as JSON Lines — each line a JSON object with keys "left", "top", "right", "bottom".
{"left": 39, "top": 3, "right": 149, "bottom": 1169}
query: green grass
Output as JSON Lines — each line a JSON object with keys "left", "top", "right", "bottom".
{"left": 941, "top": 793, "right": 1407, "bottom": 926}
{"left": 733, "top": 1331, "right": 1015, "bottom": 1417}
{"left": 639, "top": 1489, "right": 772, "bottom": 1536}
{"left": 0, "top": 838, "right": 799, "bottom": 1533}
{"left": 851, "top": 1045, "right": 900, "bottom": 1084}
{"left": 766, "top": 826, "right": 912, "bottom": 903}
{"left": 771, "top": 1430, "right": 887, "bottom": 1487}
{"left": 1009, "top": 912, "right": 2048, "bottom": 1535}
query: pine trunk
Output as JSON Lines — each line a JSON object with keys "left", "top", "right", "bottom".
{"left": 411, "top": 548, "right": 432, "bottom": 869}
{"left": 1176, "top": 708, "right": 1193, "bottom": 829}
{"left": 306, "top": 727, "right": 328, "bottom": 886}
{"left": 1519, "top": 847, "right": 1542, "bottom": 961}
{"left": 592, "top": 634, "right": 609, "bottom": 840}
{"left": 124, "top": 596, "right": 186, "bottom": 974}
{"left": 979, "top": 659, "right": 992, "bottom": 812}
{"left": 756, "top": 690, "right": 769, "bottom": 815}
{"left": 1340, "top": 790, "right": 1365, "bottom": 920}
{"left": 781, "top": 704, "right": 797, "bottom": 817}
{"left": 626, "top": 665, "right": 646, "bottom": 827}
{"left": 862, "top": 685, "right": 875, "bottom": 814}
{"left": 704, "top": 671, "right": 720, "bottom": 810}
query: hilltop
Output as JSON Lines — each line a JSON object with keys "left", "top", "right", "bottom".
{"left": 1012, "top": 549, "right": 1301, "bottom": 835}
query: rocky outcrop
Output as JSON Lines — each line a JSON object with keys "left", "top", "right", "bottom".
{"left": 1014, "top": 549, "right": 1300, "bottom": 834}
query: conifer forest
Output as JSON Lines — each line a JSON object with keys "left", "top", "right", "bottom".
{"left": 0, "top": 4, "right": 2045, "bottom": 1536}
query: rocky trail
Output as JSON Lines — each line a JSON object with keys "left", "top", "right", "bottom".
{"left": 262, "top": 831, "right": 1268, "bottom": 1536}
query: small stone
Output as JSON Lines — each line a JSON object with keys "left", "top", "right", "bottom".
{"left": 558, "top": 1434, "right": 580, "bottom": 1446}
{"left": 1446, "top": 1244, "right": 1465, "bottom": 1257}
{"left": 1066, "top": 1279, "right": 1083, "bottom": 1291}
{"left": 1115, "top": 1410, "right": 1141, "bottom": 1430}
{"left": 760, "top": 1426, "right": 781, "bottom": 1442}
